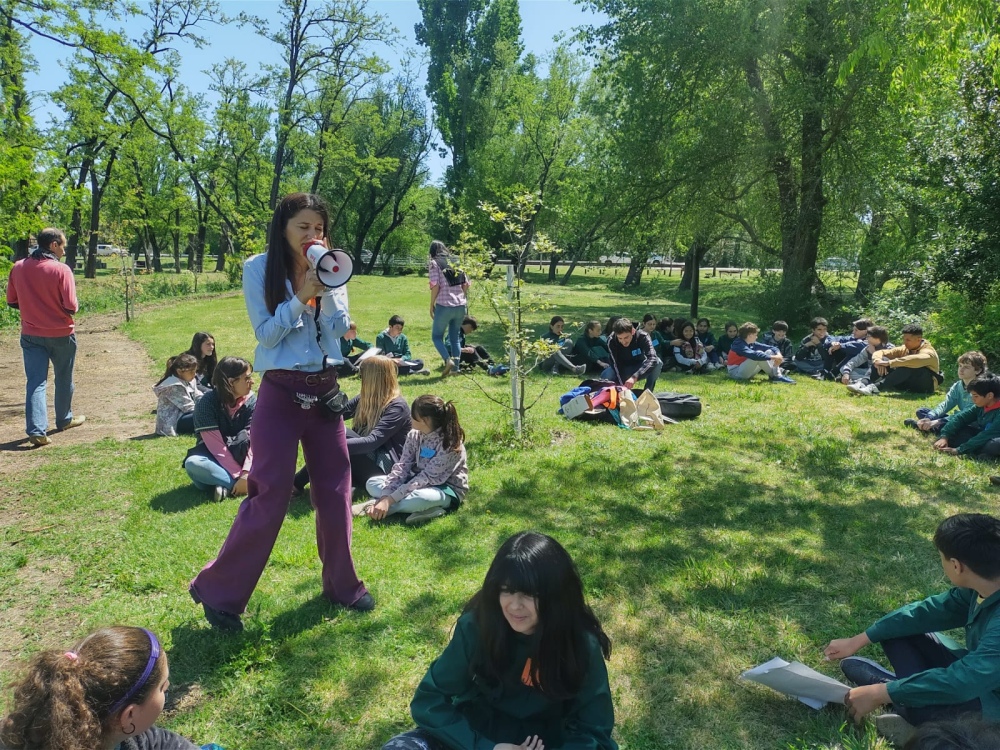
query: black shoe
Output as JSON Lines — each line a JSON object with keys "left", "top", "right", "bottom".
{"left": 347, "top": 592, "right": 376, "bottom": 612}
{"left": 903, "top": 419, "right": 919, "bottom": 429}
{"left": 202, "top": 602, "right": 243, "bottom": 632}
{"left": 841, "top": 656, "right": 895, "bottom": 686}
{"left": 991, "top": 476, "right": 1000, "bottom": 487}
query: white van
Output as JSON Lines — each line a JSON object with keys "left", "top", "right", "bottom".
{"left": 96, "top": 244, "right": 127, "bottom": 256}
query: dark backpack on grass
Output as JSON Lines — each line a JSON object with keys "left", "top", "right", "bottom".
{"left": 654, "top": 392, "right": 702, "bottom": 419}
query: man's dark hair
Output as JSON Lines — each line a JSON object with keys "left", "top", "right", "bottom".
{"left": 388, "top": 314, "right": 405, "bottom": 328}
{"left": 902, "top": 323, "right": 924, "bottom": 336}
{"left": 463, "top": 315, "right": 478, "bottom": 330}
{"left": 809, "top": 317, "right": 828, "bottom": 330}
{"left": 549, "top": 315, "right": 564, "bottom": 327}
{"left": 771, "top": 320, "right": 788, "bottom": 333}
{"left": 867, "top": 325, "right": 889, "bottom": 343}
{"left": 612, "top": 318, "right": 634, "bottom": 336}
{"left": 968, "top": 375, "right": 1000, "bottom": 399}
{"left": 934, "top": 513, "right": 1000, "bottom": 579}
{"left": 853, "top": 318, "right": 873, "bottom": 330}
{"left": 37, "top": 228, "right": 65, "bottom": 252}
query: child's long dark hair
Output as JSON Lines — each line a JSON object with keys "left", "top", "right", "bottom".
{"left": 213, "top": 356, "right": 253, "bottom": 408}
{"left": 0, "top": 626, "right": 165, "bottom": 750}
{"left": 187, "top": 332, "right": 217, "bottom": 383}
{"left": 464, "top": 531, "right": 611, "bottom": 701}
{"left": 411, "top": 394, "right": 464, "bottom": 452}
{"left": 155, "top": 352, "right": 198, "bottom": 387}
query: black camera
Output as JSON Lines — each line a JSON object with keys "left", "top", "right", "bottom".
{"left": 319, "top": 387, "right": 349, "bottom": 419}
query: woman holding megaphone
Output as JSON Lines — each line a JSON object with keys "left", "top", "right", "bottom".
{"left": 189, "top": 192, "right": 373, "bottom": 632}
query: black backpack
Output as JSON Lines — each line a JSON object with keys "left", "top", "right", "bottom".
{"left": 654, "top": 392, "right": 702, "bottom": 419}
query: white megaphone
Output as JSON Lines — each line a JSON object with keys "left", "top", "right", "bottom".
{"left": 303, "top": 241, "right": 353, "bottom": 288}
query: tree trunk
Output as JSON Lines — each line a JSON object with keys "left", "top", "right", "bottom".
{"left": 854, "top": 212, "right": 885, "bottom": 301}
{"left": 559, "top": 258, "right": 580, "bottom": 286}
{"left": 172, "top": 208, "right": 181, "bottom": 273}
{"left": 623, "top": 256, "right": 644, "bottom": 288}
{"left": 216, "top": 224, "right": 230, "bottom": 272}
{"left": 547, "top": 255, "right": 559, "bottom": 282}
{"left": 678, "top": 242, "right": 709, "bottom": 292}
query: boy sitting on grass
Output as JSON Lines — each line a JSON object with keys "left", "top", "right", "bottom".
{"left": 827, "top": 317, "right": 873, "bottom": 373}
{"left": 839, "top": 325, "right": 891, "bottom": 386}
{"left": 823, "top": 513, "right": 1000, "bottom": 746}
{"left": 376, "top": 315, "right": 430, "bottom": 375}
{"left": 906, "top": 351, "right": 989, "bottom": 434}
{"left": 726, "top": 322, "right": 794, "bottom": 383}
{"left": 933, "top": 375, "right": 1000, "bottom": 460}
{"left": 338, "top": 322, "right": 373, "bottom": 377}
{"left": 451, "top": 315, "right": 493, "bottom": 371}
{"left": 761, "top": 320, "right": 794, "bottom": 361}
{"left": 791, "top": 317, "right": 835, "bottom": 379}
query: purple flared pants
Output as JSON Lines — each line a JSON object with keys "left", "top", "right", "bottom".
{"left": 190, "top": 370, "right": 368, "bottom": 614}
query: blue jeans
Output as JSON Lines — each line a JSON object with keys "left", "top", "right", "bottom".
{"left": 184, "top": 455, "right": 236, "bottom": 491}
{"left": 601, "top": 358, "right": 663, "bottom": 392}
{"left": 21, "top": 333, "right": 77, "bottom": 437}
{"left": 431, "top": 304, "right": 465, "bottom": 366}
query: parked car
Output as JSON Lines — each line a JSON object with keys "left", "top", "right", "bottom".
{"left": 599, "top": 253, "right": 632, "bottom": 266}
{"left": 819, "top": 256, "right": 857, "bottom": 271}
{"left": 96, "top": 244, "right": 127, "bottom": 257}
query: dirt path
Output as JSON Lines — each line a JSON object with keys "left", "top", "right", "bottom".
{"left": 0, "top": 312, "right": 157, "bottom": 481}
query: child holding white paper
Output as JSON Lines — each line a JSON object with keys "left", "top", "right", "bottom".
{"left": 823, "top": 513, "right": 1000, "bottom": 746}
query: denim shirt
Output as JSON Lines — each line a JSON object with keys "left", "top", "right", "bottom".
{"left": 243, "top": 254, "right": 351, "bottom": 373}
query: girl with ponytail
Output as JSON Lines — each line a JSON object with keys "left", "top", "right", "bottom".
{"left": 0, "top": 626, "right": 215, "bottom": 750}
{"left": 355, "top": 394, "right": 468, "bottom": 526}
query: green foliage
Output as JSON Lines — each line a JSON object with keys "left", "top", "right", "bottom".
{"left": 930, "top": 287, "right": 1000, "bottom": 363}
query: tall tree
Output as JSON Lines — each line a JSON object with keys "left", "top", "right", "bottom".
{"left": 414, "top": 0, "right": 523, "bottom": 197}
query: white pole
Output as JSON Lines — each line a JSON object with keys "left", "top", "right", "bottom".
{"left": 506, "top": 264, "right": 521, "bottom": 436}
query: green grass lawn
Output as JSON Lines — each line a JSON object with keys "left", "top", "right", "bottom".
{"left": 1, "top": 273, "right": 996, "bottom": 749}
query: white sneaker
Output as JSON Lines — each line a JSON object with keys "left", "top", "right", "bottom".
{"left": 573, "top": 364, "right": 586, "bottom": 376}
{"left": 875, "top": 714, "right": 915, "bottom": 747}
{"left": 847, "top": 382, "right": 868, "bottom": 396}
{"left": 351, "top": 499, "right": 376, "bottom": 517}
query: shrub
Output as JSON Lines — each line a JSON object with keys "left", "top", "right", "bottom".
{"left": 930, "top": 286, "right": 1000, "bottom": 365}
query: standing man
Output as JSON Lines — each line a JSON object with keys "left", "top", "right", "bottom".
{"left": 6, "top": 227, "right": 85, "bottom": 446}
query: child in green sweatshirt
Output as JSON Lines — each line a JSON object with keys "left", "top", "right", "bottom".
{"left": 824, "top": 513, "right": 1000, "bottom": 746}
{"left": 381, "top": 531, "right": 617, "bottom": 750}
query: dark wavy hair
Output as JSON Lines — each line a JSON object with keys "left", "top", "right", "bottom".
{"left": 0, "top": 626, "right": 165, "bottom": 750}
{"left": 463, "top": 531, "right": 611, "bottom": 701}
{"left": 212, "top": 356, "right": 253, "bottom": 408}
{"left": 411, "top": 395, "right": 464, "bottom": 452}
{"left": 264, "top": 193, "right": 330, "bottom": 314}
{"left": 186, "top": 332, "right": 217, "bottom": 384}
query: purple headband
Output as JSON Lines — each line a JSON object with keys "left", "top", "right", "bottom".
{"left": 107, "top": 629, "right": 161, "bottom": 716}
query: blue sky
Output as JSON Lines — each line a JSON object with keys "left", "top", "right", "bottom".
{"left": 26, "top": 0, "right": 606, "bottom": 182}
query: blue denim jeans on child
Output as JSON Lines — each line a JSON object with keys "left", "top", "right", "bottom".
{"left": 21, "top": 333, "right": 77, "bottom": 438}
{"left": 184, "top": 455, "right": 237, "bottom": 492}
{"left": 431, "top": 304, "right": 466, "bottom": 367}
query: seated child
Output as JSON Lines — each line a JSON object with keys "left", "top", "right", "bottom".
{"left": 574, "top": 319, "right": 612, "bottom": 373}
{"left": 183, "top": 356, "right": 255, "bottom": 502}
{"left": 727, "top": 322, "right": 795, "bottom": 383}
{"left": 187, "top": 331, "right": 217, "bottom": 390}
{"left": 849, "top": 323, "right": 941, "bottom": 396}
{"left": 655, "top": 317, "right": 679, "bottom": 370}
{"left": 0, "top": 625, "right": 214, "bottom": 750}
{"left": 539, "top": 316, "right": 586, "bottom": 376}
{"left": 338, "top": 322, "right": 373, "bottom": 377}
{"left": 791, "top": 317, "right": 835, "bottom": 378}
{"left": 933, "top": 375, "right": 1000, "bottom": 460}
{"left": 154, "top": 352, "right": 205, "bottom": 436}
{"left": 376, "top": 315, "right": 430, "bottom": 375}
{"left": 696, "top": 318, "right": 721, "bottom": 367}
{"left": 827, "top": 317, "right": 873, "bottom": 373}
{"left": 603, "top": 317, "right": 663, "bottom": 391}
{"left": 674, "top": 320, "right": 711, "bottom": 373}
{"left": 380, "top": 531, "right": 617, "bottom": 750}
{"left": 716, "top": 321, "right": 739, "bottom": 361}
{"left": 906, "top": 351, "right": 989, "bottom": 433}
{"left": 354, "top": 395, "right": 468, "bottom": 526}
{"left": 840, "top": 325, "right": 891, "bottom": 387}
{"left": 641, "top": 313, "right": 664, "bottom": 356}
{"left": 823, "top": 513, "right": 1000, "bottom": 744}
{"left": 761, "top": 321, "right": 794, "bottom": 361}
{"left": 452, "top": 315, "right": 493, "bottom": 371}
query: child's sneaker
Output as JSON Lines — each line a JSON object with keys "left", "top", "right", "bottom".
{"left": 405, "top": 507, "right": 447, "bottom": 526}
{"left": 874, "top": 713, "right": 916, "bottom": 747}
{"left": 903, "top": 419, "right": 919, "bottom": 428}
{"left": 769, "top": 375, "right": 796, "bottom": 384}
{"left": 214, "top": 486, "right": 229, "bottom": 502}
{"left": 573, "top": 364, "right": 587, "bottom": 376}
{"left": 847, "top": 381, "right": 874, "bottom": 396}
{"left": 351, "top": 499, "right": 376, "bottom": 517}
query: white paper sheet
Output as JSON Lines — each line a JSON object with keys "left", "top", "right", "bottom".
{"left": 356, "top": 347, "right": 381, "bottom": 362}
{"left": 740, "top": 657, "right": 850, "bottom": 709}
